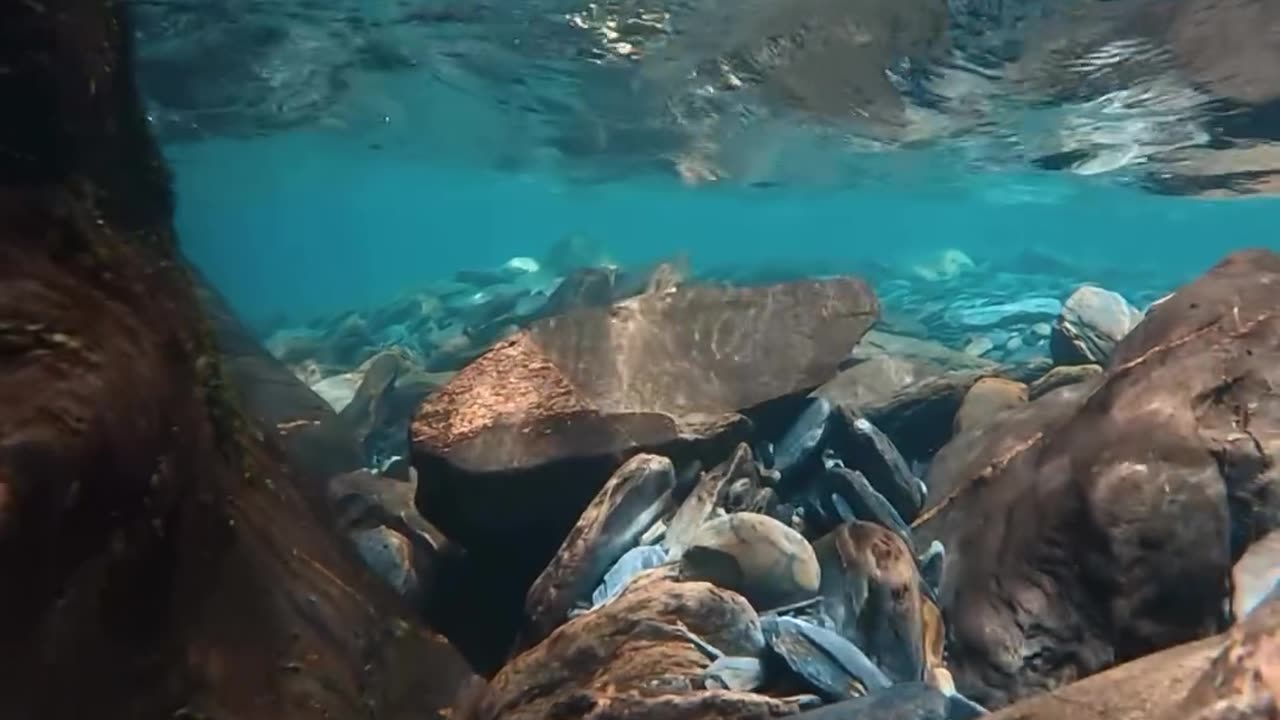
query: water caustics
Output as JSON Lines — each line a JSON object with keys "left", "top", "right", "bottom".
{"left": 134, "top": 0, "right": 1280, "bottom": 195}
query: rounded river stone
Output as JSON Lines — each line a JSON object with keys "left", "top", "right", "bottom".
{"left": 681, "top": 512, "right": 821, "bottom": 610}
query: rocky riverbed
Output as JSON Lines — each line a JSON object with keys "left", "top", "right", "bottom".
{"left": 253, "top": 237, "right": 1280, "bottom": 718}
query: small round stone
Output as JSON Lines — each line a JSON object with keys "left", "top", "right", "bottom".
{"left": 681, "top": 512, "right": 821, "bottom": 610}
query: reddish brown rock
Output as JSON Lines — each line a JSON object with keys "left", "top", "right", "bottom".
{"left": 915, "top": 249, "right": 1280, "bottom": 708}
{"left": 484, "top": 570, "right": 797, "bottom": 720}
{"left": 813, "top": 522, "right": 929, "bottom": 683}
{"left": 0, "top": 2, "right": 478, "bottom": 716}
{"left": 413, "top": 276, "right": 878, "bottom": 497}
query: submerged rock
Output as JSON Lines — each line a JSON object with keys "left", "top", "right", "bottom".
{"left": 413, "top": 276, "right": 877, "bottom": 536}
{"left": 487, "top": 571, "right": 787, "bottom": 720}
{"left": 916, "top": 249, "right": 1280, "bottom": 707}
{"left": 1050, "top": 285, "right": 1144, "bottom": 365}
{"left": 681, "top": 512, "right": 822, "bottom": 611}
{"left": 1026, "top": 363, "right": 1102, "bottom": 399}
{"left": 819, "top": 363, "right": 993, "bottom": 462}
{"left": 0, "top": 3, "right": 480, "bottom": 714}
{"left": 523, "top": 454, "right": 675, "bottom": 646}
{"left": 833, "top": 411, "right": 927, "bottom": 523}
{"left": 666, "top": 444, "right": 757, "bottom": 557}
{"left": 952, "top": 377, "right": 1028, "bottom": 435}
{"left": 411, "top": 277, "right": 876, "bottom": 667}
{"left": 762, "top": 615, "right": 893, "bottom": 701}
{"left": 813, "top": 521, "right": 930, "bottom": 684}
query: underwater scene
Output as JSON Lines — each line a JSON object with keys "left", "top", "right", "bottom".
{"left": 4, "top": 0, "right": 1280, "bottom": 718}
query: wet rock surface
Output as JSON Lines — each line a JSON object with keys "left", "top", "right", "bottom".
{"left": 0, "top": 2, "right": 478, "bottom": 717}
{"left": 916, "top": 248, "right": 1280, "bottom": 707}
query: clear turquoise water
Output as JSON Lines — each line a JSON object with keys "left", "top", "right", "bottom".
{"left": 172, "top": 128, "right": 1279, "bottom": 327}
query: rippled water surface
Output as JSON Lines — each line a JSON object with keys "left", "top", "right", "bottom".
{"left": 142, "top": 0, "right": 1280, "bottom": 323}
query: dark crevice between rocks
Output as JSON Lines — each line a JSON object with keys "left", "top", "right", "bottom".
{"left": 418, "top": 393, "right": 829, "bottom": 676}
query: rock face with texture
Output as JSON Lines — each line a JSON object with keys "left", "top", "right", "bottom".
{"left": 985, "top": 588, "right": 1280, "bottom": 720}
{"left": 0, "top": 2, "right": 479, "bottom": 716}
{"left": 813, "top": 522, "right": 930, "bottom": 684}
{"left": 681, "top": 512, "right": 822, "bottom": 610}
{"left": 484, "top": 570, "right": 804, "bottom": 720}
{"left": 413, "top": 276, "right": 879, "bottom": 531}
{"left": 1050, "top": 285, "right": 1144, "bottom": 365}
{"left": 817, "top": 348, "right": 995, "bottom": 462}
{"left": 916, "top": 249, "right": 1280, "bottom": 708}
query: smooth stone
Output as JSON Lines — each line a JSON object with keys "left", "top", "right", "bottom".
{"left": 703, "top": 656, "right": 766, "bottom": 691}
{"left": 504, "top": 256, "right": 541, "bottom": 274}
{"left": 524, "top": 454, "right": 675, "bottom": 646}
{"left": 1031, "top": 322, "right": 1053, "bottom": 337}
{"left": 915, "top": 250, "right": 1280, "bottom": 707}
{"left": 350, "top": 526, "right": 419, "bottom": 598}
{"left": 785, "top": 682, "right": 951, "bottom": 720}
{"left": 953, "top": 377, "right": 1029, "bottom": 435}
{"left": 590, "top": 544, "right": 671, "bottom": 608}
{"left": 681, "top": 512, "right": 821, "bottom": 611}
{"left": 813, "top": 521, "right": 930, "bottom": 683}
{"left": 946, "top": 298, "right": 1063, "bottom": 328}
{"left": 964, "top": 337, "right": 995, "bottom": 357}
{"left": 774, "top": 397, "right": 834, "bottom": 487}
{"left": 1027, "top": 363, "right": 1103, "bottom": 400}
{"left": 1005, "top": 336, "right": 1024, "bottom": 352}
{"left": 819, "top": 457, "right": 915, "bottom": 553}
{"left": 834, "top": 410, "right": 926, "bottom": 523}
{"left": 1050, "top": 285, "right": 1144, "bottom": 365}
{"left": 1231, "top": 529, "right": 1280, "bottom": 622}
{"left": 762, "top": 615, "right": 892, "bottom": 701}
{"left": 665, "top": 444, "right": 755, "bottom": 558}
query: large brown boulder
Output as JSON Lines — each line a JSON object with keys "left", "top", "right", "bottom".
{"left": 0, "top": 2, "right": 477, "bottom": 716}
{"left": 915, "top": 249, "right": 1280, "bottom": 708}
{"left": 413, "top": 276, "right": 878, "bottom": 537}
{"left": 412, "top": 276, "right": 877, "bottom": 671}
